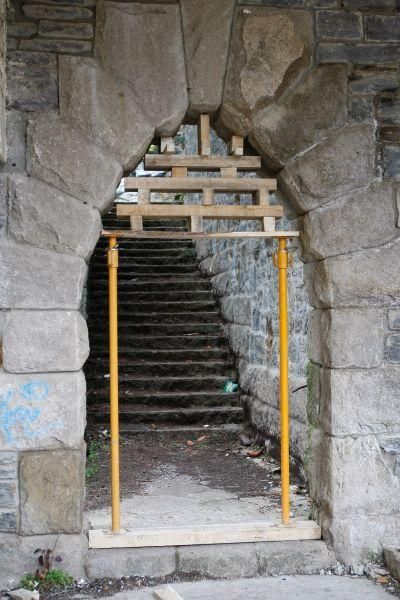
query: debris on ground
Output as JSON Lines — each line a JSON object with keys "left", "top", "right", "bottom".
{"left": 223, "top": 380, "right": 238, "bottom": 393}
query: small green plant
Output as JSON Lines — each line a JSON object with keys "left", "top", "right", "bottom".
{"left": 86, "top": 439, "right": 101, "bottom": 479}
{"left": 19, "top": 545, "right": 73, "bottom": 591}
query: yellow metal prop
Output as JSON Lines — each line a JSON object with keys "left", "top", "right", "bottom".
{"left": 108, "top": 236, "right": 121, "bottom": 532}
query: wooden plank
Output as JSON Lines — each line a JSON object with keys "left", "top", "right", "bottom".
{"left": 172, "top": 166, "right": 188, "bottom": 178}
{"left": 190, "top": 215, "right": 203, "bottom": 233}
{"left": 161, "top": 137, "right": 174, "bottom": 154}
{"left": 89, "top": 519, "right": 321, "bottom": 549}
{"left": 117, "top": 204, "right": 283, "bottom": 220}
{"left": 130, "top": 188, "right": 150, "bottom": 231}
{"left": 198, "top": 114, "right": 211, "bottom": 156}
{"left": 102, "top": 229, "right": 300, "bottom": 240}
{"left": 256, "top": 188, "right": 275, "bottom": 233}
{"left": 220, "top": 167, "right": 237, "bottom": 178}
{"left": 124, "top": 177, "right": 277, "bottom": 193}
{"left": 153, "top": 586, "right": 185, "bottom": 600}
{"left": 144, "top": 154, "right": 261, "bottom": 171}
{"left": 229, "top": 135, "right": 244, "bottom": 156}
{"left": 202, "top": 188, "right": 214, "bottom": 205}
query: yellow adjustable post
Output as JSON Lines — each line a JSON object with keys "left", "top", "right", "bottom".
{"left": 275, "top": 237, "right": 291, "bottom": 525}
{"left": 108, "top": 236, "right": 120, "bottom": 532}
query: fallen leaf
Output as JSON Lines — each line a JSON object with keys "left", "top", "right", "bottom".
{"left": 376, "top": 576, "right": 388, "bottom": 584}
{"left": 247, "top": 448, "right": 264, "bottom": 458}
{"left": 197, "top": 435, "right": 207, "bottom": 442}
{"left": 186, "top": 440, "right": 195, "bottom": 446}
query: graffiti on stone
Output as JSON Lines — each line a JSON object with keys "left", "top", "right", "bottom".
{"left": 0, "top": 380, "right": 63, "bottom": 444}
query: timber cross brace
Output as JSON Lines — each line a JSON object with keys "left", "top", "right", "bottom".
{"left": 91, "top": 115, "right": 319, "bottom": 549}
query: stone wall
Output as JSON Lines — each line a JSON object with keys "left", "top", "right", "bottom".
{"left": 0, "top": 0, "right": 399, "bottom": 585}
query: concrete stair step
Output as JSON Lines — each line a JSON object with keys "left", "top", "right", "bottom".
{"left": 88, "top": 278, "right": 210, "bottom": 291}
{"left": 86, "top": 391, "right": 240, "bottom": 408}
{"left": 86, "top": 374, "right": 233, "bottom": 392}
{"left": 87, "top": 347, "right": 232, "bottom": 361}
{"left": 89, "top": 323, "right": 225, "bottom": 336}
{"left": 86, "top": 540, "right": 336, "bottom": 580}
{"left": 90, "top": 264, "right": 199, "bottom": 275}
{"left": 93, "top": 250, "right": 197, "bottom": 266}
{"left": 85, "top": 359, "right": 235, "bottom": 377}
{"left": 88, "top": 311, "right": 220, "bottom": 324}
{"left": 89, "top": 290, "right": 215, "bottom": 302}
{"left": 89, "top": 334, "right": 228, "bottom": 350}
{"left": 88, "top": 301, "right": 218, "bottom": 313}
{"left": 87, "top": 405, "right": 243, "bottom": 425}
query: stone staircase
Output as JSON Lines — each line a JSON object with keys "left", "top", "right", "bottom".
{"left": 85, "top": 209, "right": 243, "bottom": 433}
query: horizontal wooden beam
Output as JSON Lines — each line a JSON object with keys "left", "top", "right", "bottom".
{"left": 89, "top": 520, "right": 320, "bottom": 549}
{"left": 116, "top": 204, "right": 283, "bottom": 220}
{"left": 102, "top": 229, "right": 299, "bottom": 240}
{"left": 144, "top": 154, "right": 261, "bottom": 171}
{"left": 124, "top": 176, "right": 277, "bottom": 193}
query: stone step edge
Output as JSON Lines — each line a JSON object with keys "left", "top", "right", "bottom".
{"left": 85, "top": 540, "right": 336, "bottom": 580}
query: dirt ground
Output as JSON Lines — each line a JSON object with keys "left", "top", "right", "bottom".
{"left": 85, "top": 428, "right": 306, "bottom": 513}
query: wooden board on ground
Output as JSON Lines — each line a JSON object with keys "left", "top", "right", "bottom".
{"left": 144, "top": 154, "right": 261, "bottom": 171}
{"left": 102, "top": 229, "right": 299, "bottom": 240}
{"left": 153, "top": 586, "right": 185, "bottom": 600}
{"left": 89, "top": 519, "right": 321, "bottom": 549}
{"left": 116, "top": 204, "right": 283, "bottom": 220}
{"left": 123, "top": 177, "right": 277, "bottom": 193}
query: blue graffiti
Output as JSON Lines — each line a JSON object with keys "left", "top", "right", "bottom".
{"left": 0, "top": 380, "right": 63, "bottom": 444}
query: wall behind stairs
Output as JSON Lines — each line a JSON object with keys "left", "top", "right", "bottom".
{"left": 182, "top": 125, "right": 310, "bottom": 464}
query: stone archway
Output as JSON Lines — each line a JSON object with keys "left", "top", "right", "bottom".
{"left": 1, "top": 0, "right": 399, "bottom": 583}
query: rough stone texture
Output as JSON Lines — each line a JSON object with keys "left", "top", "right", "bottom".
{"left": 19, "top": 38, "right": 93, "bottom": 53}
{"left": 0, "top": 452, "right": 18, "bottom": 479}
{"left": 322, "top": 514, "right": 400, "bottom": 565}
{"left": 314, "top": 365, "right": 400, "bottom": 435}
{"left": 6, "top": 51, "right": 57, "bottom": 112}
{"left": 22, "top": 4, "right": 93, "bottom": 20}
{"left": 86, "top": 547, "right": 177, "bottom": 579}
{"left": 0, "top": 1, "right": 6, "bottom": 163}
{"left": 302, "top": 182, "right": 398, "bottom": 260}
{"left": 3, "top": 310, "right": 89, "bottom": 373}
{"left": 0, "top": 510, "right": 17, "bottom": 532}
{"left": 177, "top": 543, "right": 259, "bottom": 578}
{"left": 386, "top": 334, "right": 400, "bottom": 363}
{"left": 251, "top": 65, "right": 349, "bottom": 166}
{"left": 0, "top": 372, "right": 85, "bottom": 451}
{"left": 0, "top": 482, "right": 17, "bottom": 507}
{"left": 27, "top": 115, "right": 122, "bottom": 212}
{"left": 389, "top": 309, "right": 400, "bottom": 330}
{"left": 38, "top": 20, "right": 94, "bottom": 40}
{"left": 316, "top": 10, "right": 362, "bottom": 41}
{"left": 0, "top": 112, "right": 27, "bottom": 174}
{"left": 317, "top": 43, "right": 400, "bottom": 66}
{"left": 220, "top": 7, "right": 313, "bottom": 135}
{"left": 309, "top": 431, "right": 400, "bottom": 519}
{"left": 19, "top": 448, "right": 85, "bottom": 534}
{"left": 279, "top": 124, "right": 376, "bottom": 213}
{"left": 365, "top": 16, "right": 400, "bottom": 42}
{"left": 308, "top": 309, "right": 385, "bottom": 368}
{"left": 0, "top": 533, "right": 87, "bottom": 589}
{"left": 59, "top": 56, "right": 154, "bottom": 170}
{"left": 0, "top": 242, "right": 86, "bottom": 309}
{"left": 8, "top": 175, "right": 101, "bottom": 259}
{"left": 95, "top": 1, "right": 188, "bottom": 135}
{"left": 306, "top": 238, "right": 400, "bottom": 308}
{"left": 350, "top": 70, "right": 399, "bottom": 95}
{"left": 383, "top": 145, "right": 400, "bottom": 179}
{"left": 384, "top": 547, "right": 400, "bottom": 580}
{"left": 180, "top": 0, "right": 236, "bottom": 118}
